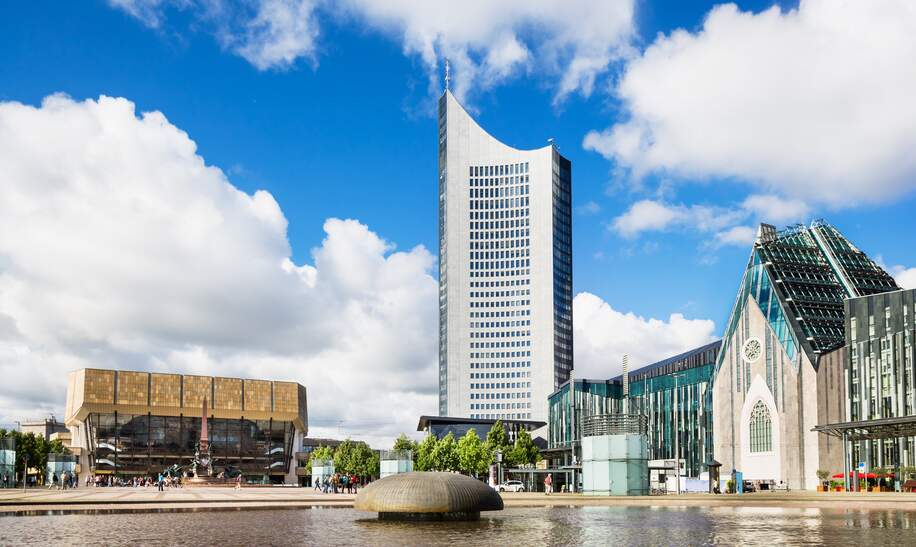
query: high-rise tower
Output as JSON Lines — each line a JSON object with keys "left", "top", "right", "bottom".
{"left": 437, "top": 90, "right": 573, "bottom": 422}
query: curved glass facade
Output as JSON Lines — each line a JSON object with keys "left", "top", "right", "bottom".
{"left": 547, "top": 341, "right": 720, "bottom": 478}
{"left": 86, "top": 413, "right": 294, "bottom": 481}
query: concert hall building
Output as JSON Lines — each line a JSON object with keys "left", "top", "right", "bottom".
{"left": 64, "top": 368, "right": 308, "bottom": 484}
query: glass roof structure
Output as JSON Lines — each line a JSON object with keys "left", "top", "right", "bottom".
{"left": 719, "top": 220, "right": 898, "bottom": 368}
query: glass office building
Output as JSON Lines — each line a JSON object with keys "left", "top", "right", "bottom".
{"left": 845, "top": 288, "right": 916, "bottom": 468}
{"left": 64, "top": 368, "right": 307, "bottom": 483}
{"left": 546, "top": 341, "right": 720, "bottom": 477}
{"left": 627, "top": 341, "right": 720, "bottom": 477}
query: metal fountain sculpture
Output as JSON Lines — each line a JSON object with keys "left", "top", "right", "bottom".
{"left": 191, "top": 398, "right": 213, "bottom": 479}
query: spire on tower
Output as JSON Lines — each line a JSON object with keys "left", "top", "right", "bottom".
{"left": 444, "top": 58, "right": 450, "bottom": 91}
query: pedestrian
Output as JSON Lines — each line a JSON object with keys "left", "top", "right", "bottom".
{"left": 314, "top": 477, "right": 321, "bottom": 492}
{"left": 49, "top": 472, "right": 58, "bottom": 490}
{"left": 235, "top": 474, "right": 242, "bottom": 490}
{"left": 544, "top": 473, "right": 553, "bottom": 495}
{"left": 157, "top": 473, "right": 164, "bottom": 492}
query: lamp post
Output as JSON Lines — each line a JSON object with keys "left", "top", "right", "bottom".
{"left": 495, "top": 450, "right": 503, "bottom": 487}
{"left": 13, "top": 421, "right": 26, "bottom": 491}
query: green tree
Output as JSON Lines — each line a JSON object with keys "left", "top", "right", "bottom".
{"left": 333, "top": 439, "right": 357, "bottom": 474}
{"left": 392, "top": 434, "right": 419, "bottom": 463}
{"left": 392, "top": 434, "right": 413, "bottom": 451}
{"left": 307, "top": 445, "right": 335, "bottom": 469}
{"left": 508, "top": 429, "right": 539, "bottom": 467}
{"left": 457, "top": 428, "right": 491, "bottom": 477}
{"left": 0, "top": 429, "right": 73, "bottom": 486}
{"left": 485, "top": 420, "right": 510, "bottom": 461}
{"left": 431, "top": 432, "right": 459, "bottom": 471}
{"left": 364, "top": 449, "right": 380, "bottom": 479}
{"left": 415, "top": 434, "right": 438, "bottom": 471}
{"left": 333, "top": 439, "right": 376, "bottom": 478}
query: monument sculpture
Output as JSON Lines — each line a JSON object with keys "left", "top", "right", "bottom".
{"left": 191, "top": 398, "right": 213, "bottom": 479}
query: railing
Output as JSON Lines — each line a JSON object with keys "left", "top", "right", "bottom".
{"left": 581, "top": 414, "right": 647, "bottom": 437}
{"left": 380, "top": 449, "right": 412, "bottom": 461}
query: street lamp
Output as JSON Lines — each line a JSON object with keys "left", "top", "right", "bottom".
{"left": 13, "top": 421, "right": 26, "bottom": 491}
{"left": 495, "top": 450, "right": 503, "bottom": 487}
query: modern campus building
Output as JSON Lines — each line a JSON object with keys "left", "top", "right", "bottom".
{"left": 842, "top": 288, "right": 916, "bottom": 468}
{"left": 417, "top": 415, "right": 546, "bottom": 446}
{"left": 437, "top": 88, "right": 573, "bottom": 423}
{"left": 64, "top": 368, "right": 308, "bottom": 483}
{"left": 711, "top": 221, "right": 899, "bottom": 490}
{"left": 546, "top": 341, "right": 721, "bottom": 479}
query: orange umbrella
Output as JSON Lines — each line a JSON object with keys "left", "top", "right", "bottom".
{"left": 832, "top": 472, "right": 877, "bottom": 479}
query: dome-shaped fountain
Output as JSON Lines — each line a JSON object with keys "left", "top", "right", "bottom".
{"left": 354, "top": 472, "right": 503, "bottom": 521}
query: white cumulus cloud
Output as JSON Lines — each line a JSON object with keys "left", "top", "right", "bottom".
{"left": 712, "top": 225, "right": 756, "bottom": 248}
{"left": 611, "top": 199, "right": 743, "bottom": 238}
{"left": 337, "top": 0, "right": 635, "bottom": 102}
{"left": 584, "top": 0, "right": 916, "bottom": 206}
{"left": 0, "top": 94, "right": 437, "bottom": 446}
{"left": 740, "top": 194, "right": 810, "bottom": 225}
{"left": 572, "top": 293, "right": 717, "bottom": 379}
{"left": 110, "top": 0, "right": 636, "bottom": 102}
{"left": 237, "top": 0, "right": 321, "bottom": 70}
{"left": 611, "top": 193, "right": 816, "bottom": 244}
{"left": 890, "top": 266, "right": 916, "bottom": 290}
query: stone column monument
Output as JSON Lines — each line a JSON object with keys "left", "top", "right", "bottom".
{"left": 191, "top": 398, "right": 213, "bottom": 480}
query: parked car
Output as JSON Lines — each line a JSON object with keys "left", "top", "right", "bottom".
{"left": 497, "top": 480, "right": 525, "bottom": 492}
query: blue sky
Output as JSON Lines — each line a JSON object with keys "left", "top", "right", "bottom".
{"left": 2, "top": 0, "right": 915, "bottom": 440}
{"left": 3, "top": 0, "right": 912, "bottom": 327}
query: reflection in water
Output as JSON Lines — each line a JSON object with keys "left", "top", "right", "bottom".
{"left": 2, "top": 505, "right": 915, "bottom": 546}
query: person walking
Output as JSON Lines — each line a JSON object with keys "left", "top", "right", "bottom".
{"left": 157, "top": 473, "right": 164, "bottom": 492}
{"left": 235, "top": 474, "right": 242, "bottom": 490}
{"left": 49, "top": 473, "right": 58, "bottom": 490}
{"left": 544, "top": 473, "right": 553, "bottom": 495}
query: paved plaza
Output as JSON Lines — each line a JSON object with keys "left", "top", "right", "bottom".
{"left": 2, "top": 487, "right": 916, "bottom": 515}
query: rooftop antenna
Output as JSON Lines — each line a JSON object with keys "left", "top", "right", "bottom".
{"left": 444, "top": 59, "right": 451, "bottom": 91}
{"left": 623, "top": 354, "right": 629, "bottom": 414}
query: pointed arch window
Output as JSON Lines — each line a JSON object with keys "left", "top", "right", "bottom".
{"left": 749, "top": 401, "right": 772, "bottom": 453}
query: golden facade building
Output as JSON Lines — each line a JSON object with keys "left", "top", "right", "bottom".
{"left": 65, "top": 368, "right": 307, "bottom": 483}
